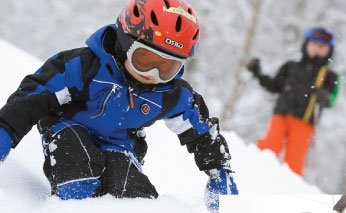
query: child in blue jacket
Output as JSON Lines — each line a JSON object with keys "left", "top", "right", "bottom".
{"left": 0, "top": 0, "right": 238, "bottom": 210}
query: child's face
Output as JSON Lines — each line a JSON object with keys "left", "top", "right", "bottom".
{"left": 306, "top": 40, "right": 331, "bottom": 59}
{"left": 124, "top": 60, "right": 161, "bottom": 84}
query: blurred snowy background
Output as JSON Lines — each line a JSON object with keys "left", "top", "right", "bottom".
{"left": 0, "top": 0, "right": 345, "bottom": 193}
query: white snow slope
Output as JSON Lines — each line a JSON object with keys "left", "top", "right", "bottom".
{"left": 0, "top": 40, "right": 322, "bottom": 213}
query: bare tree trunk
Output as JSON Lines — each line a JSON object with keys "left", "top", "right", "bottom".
{"left": 221, "top": 0, "right": 262, "bottom": 128}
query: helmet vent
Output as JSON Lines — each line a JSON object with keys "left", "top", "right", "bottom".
{"left": 193, "top": 29, "right": 199, "bottom": 40}
{"left": 133, "top": 5, "right": 140, "bottom": 17}
{"left": 188, "top": 8, "right": 193, "bottom": 15}
{"left": 151, "top": 11, "right": 159, "bottom": 26}
{"left": 176, "top": 16, "right": 182, "bottom": 32}
{"left": 163, "top": 0, "right": 171, "bottom": 9}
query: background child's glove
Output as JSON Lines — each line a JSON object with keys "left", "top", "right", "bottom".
{"left": 246, "top": 58, "right": 262, "bottom": 77}
{"left": 314, "top": 88, "right": 331, "bottom": 107}
{"left": 0, "top": 128, "right": 13, "bottom": 161}
{"left": 205, "top": 168, "right": 238, "bottom": 212}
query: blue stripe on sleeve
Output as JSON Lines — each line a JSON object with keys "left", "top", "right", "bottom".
{"left": 65, "top": 57, "right": 84, "bottom": 91}
{"left": 27, "top": 73, "right": 65, "bottom": 96}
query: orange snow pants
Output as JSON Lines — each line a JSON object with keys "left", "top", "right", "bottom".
{"left": 257, "top": 114, "right": 314, "bottom": 175}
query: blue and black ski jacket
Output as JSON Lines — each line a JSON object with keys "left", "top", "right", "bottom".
{"left": 0, "top": 25, "right": 231, "bottom": 172}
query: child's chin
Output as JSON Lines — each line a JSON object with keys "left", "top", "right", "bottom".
{"left": 138, "top": 76, "right": 159, "bottom": 84}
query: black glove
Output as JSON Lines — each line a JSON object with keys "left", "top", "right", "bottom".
{"left": 314, "top": 88, "right": 330, "bottom": 107}
{"left": 185, "top": 118, "right": 232, "bottom": 171}
{"left": 246, "top": 58, "right": 262, "bottom": 77}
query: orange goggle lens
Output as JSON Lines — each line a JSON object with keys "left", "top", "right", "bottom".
{"left": 131, "top": 48, "right": 183, "bottom": 81}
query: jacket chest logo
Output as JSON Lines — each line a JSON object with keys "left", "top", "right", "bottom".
{"left": 141, "top": 103, "right": 150, "bottom": 115}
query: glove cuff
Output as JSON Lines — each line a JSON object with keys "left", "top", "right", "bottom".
{"left": 0, "top": 127, "right": 13, "bottom": 161}
{"left": 208, "top": 167, "right": 235, "bottom": 179}
{"left": 0, "top": 127, "right": 13, "bottom": 144}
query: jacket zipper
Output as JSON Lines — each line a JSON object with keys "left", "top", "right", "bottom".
{"left": 91, "top": 84, "right": 118, "bottom": 119}
{"left": 128, "top": 86, "right": 135, "bottom": 109}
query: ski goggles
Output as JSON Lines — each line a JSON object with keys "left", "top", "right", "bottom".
{"left": 127, "top": 41, "right": 186, "bottom": 83}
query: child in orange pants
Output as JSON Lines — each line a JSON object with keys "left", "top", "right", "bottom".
{"left": 247, "top": 27, "right": 340, "bottom": 176}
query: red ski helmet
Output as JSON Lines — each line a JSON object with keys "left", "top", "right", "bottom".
{"left": 118, "top": 0, "right": 200, "bottom": 59}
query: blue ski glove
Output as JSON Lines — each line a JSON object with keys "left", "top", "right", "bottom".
{"left": 0, "top": 128, "right": 13, "bottom": 161}
{"left": 205, "top": 168, "right": 238, "bottom": 212}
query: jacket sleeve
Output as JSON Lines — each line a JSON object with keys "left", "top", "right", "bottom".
{"left": 257, "top": 61, "right": 292, "bottom": 93}
{"left": 0, "top": 48, "right": 98, "bottom": 147}
{"left": 163, "top": 80, "right": 232, "bottom": 172}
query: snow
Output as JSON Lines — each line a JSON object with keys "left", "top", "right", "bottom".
{"left": 0, "top": 41, "right": 329, "bottom": 212}
{"left": 0, "top": 0, "right": 345, "bottom": 193}
{"left": 220, "top": 195, "right": 342, "bottom": 212}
